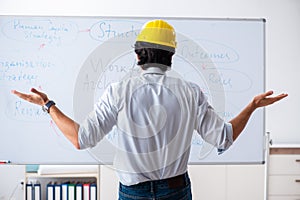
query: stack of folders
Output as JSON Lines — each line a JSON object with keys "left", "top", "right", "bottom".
{"left": 47, "top": 182, "right": 97, "bottom": 200}
{"left": 25, "top": 182, "right": 41, "bottom": 200}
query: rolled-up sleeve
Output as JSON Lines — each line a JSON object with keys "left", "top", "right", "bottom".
{"left": 78, "top": 85, "right": 118, "bottom": 149}
{"left": 194, "top": 87, "right": 233, "bottom": 153}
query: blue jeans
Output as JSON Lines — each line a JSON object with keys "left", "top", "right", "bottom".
{"left": 118, "top": 172, "right": 192, "bottom": 200}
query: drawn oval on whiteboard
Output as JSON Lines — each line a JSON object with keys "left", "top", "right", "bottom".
{"left": 178, "top": 39, "right": 239, "bottom": 64}
{"left": 5, "top": 100, "right": 48, "bottom": 122}
{"left": 89, "top": 20, "right": 142, "bottom": 42}
{"left": 2, "top": 18, "right": 78, "bottom": 45}
{"left": 207, "top": 68, "right": 253, "bottom": 92}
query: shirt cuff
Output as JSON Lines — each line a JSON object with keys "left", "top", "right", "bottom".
{"left": 217, "top": 122, "right": 234, "bottom": 154}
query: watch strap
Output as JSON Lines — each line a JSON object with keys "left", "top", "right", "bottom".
{"left": 42, "top": 100, "right": 55, "bottom": 113}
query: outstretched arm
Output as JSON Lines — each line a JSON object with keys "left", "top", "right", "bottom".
{"left": 229, "top": 90, "right": 288, "bottom": 141}
{"left": 11, "top": 88, "right": 80, "bottom": 149}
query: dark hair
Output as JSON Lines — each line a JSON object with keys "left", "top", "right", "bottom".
{"left": 134, "top": 41, "right": 175, "bottom": 71}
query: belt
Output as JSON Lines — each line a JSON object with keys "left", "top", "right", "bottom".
{"left": 165, "top": 172, "right": 189, "bottom": 189}
{"left": 120, "top": 172, "right": 190, "bottom": 190}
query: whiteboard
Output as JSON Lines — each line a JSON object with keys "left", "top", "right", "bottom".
{"left": 0, "top": 16, "right": 265, "bottom": 164}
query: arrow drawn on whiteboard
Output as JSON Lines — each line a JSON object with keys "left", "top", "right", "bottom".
{"left": 201, "top": 64, "right": 207, "bottom": 70}
{"left": 78, "top": 28, "right": 91, "bottom": 33}
{"left": 49, "top": 120, "right": 75, "bottom": 150}
{"left": 50, "top": 120, "right": 60, "bottom": 136}
{"left": 39, "top": 43, "right": 46, "bottom": 50}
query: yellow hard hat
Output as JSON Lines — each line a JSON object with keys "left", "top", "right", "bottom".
{"left": 136, "top": 19, "right": 177, "bottom": 49}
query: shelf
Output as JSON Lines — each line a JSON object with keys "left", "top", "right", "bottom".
{"left": 24, "top": 165, "right": 100, "bottom": 200}
{"left": 26, "top": 172, "right": 99, "bottom": 178}
{"left": 270, "top": 148, "right": 300, "bottom": 155}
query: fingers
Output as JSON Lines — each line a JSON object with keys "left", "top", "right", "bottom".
{"left": 265, "top": 90, "right": 274, "bottom": 96}
{"left": 11, "top": 90, "right": 37, "bottom": 104}
{"left": 255, "top": 90, "right": 273, "bottom": 101}
{"left": 260, "top": 90, "right": 274, "bottom": 99}
{"left": 273, "top": 93, "right": 288, "bottom": 102}
{"left": 11, "top": 90, "right": 28, "bottom": 100}
{"left": 31, "top": 88, "right": 43, "bottom": 96}
{"left": 253, "top": 91, "right": 288, "bottom": 108}
{"left": 264, "top": 92, "right": 288, "bottom": 106}
{"left": 11, "top": 90, "right": 18, "bottom": 95}
{"left": 11, "top": 88, "right": 45, "bottom": 105}
{"left": 31, "top": 88, "right": 49, "bottom": 103}
{"left": 260, "top": 91, "right": 287, "bottom": 101}
{"left": 278, "top": 93, "right": 288, "bottom": 98}
{"left": 253, "top": 91, "right": 273, "bottom": 106}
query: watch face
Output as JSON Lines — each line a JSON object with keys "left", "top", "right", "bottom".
{"left": 42, "top": 105, "right": 48, "bottom": 113}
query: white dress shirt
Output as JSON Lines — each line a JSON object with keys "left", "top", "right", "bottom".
{"left": 78, "top": 66, "right": 233, "bottom": 186}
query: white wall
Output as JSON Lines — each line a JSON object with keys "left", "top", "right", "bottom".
{"left": 0, "top": 165, "right": 25, "bottom": 200}
{"left": 1, "top": 0, "right": 299, "bottom": 144}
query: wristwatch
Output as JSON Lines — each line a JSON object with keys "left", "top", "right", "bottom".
{"left": 42, "top": 100, "right": 55, "bottom": 113}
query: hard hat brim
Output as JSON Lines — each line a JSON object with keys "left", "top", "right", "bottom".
{"left": 134, "top": 41, "right": 176, "bottom": 53}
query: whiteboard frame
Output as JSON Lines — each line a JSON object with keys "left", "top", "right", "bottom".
{"left": 0, "top": 15, "right": 266, "bottom": 164}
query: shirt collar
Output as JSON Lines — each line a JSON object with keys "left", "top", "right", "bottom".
{"left": 142, "top": 65, "right": 167, "bottom": 75}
